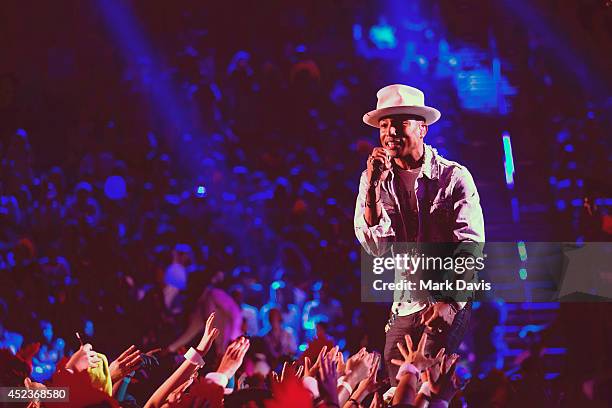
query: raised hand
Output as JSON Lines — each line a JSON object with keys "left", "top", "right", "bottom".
{"left": 216, "top": 337, "right": 250, "bottom": 379}
{"left": 391, "top": 333, "right": 441, "bottom": 372}
{"left": 109, "top": 345, "right": 142, "bottom": 383}
{"left": 65, "top": 343, "right": 100, "bottom": 372}
{"left": 196, "top": 312, "right": 219, "bottom": 355}
{"left": 271, "top": 361, "right": 304, "bottom": 386}
{"left": 304, "top": 346, "right": 327, "bottom": 377}
{"left": 427, "top": 353, "right": 460, "bottom": 402}
{"left": 318, "top": 350, "right": 339, "bottom": 406}
{"left": 334, "top": 350, "right": 346, "bottom": 377}
{"left": 345, "top": 347, "right": 367, "bottom": 376}
{"left": 349, "top": 352, "right": 382, "bottom": 406}
{"left": 281, "top": 361, "right": 303, "bottom": 381}
{"left": 359, "top": 352, "right": 381, "bottom": 395}
{"left": 346, "top": 350, "right": 375, "bottom": 383}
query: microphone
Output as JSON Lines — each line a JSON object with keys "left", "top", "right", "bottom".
{"left": 372, "top": 156, "right": 385, "bottom": 172}
{"left": 371, "top": 149, "right": 391, "bottom": 178}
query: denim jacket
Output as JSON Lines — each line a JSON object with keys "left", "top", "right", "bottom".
{"left": 354, "top": 145, "right": 485, "bottom": 313}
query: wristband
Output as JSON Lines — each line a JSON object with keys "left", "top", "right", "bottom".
{"left": 183, "top": 347, "right": 205, "bottom": 367}
{"left": 205, "top": 372, "right": 229, "bottom": 388}
{"left": 302, "top": 376, "right": 320, "bottom": 398}
{"left": 418, "top": 381, "right": 432, "bottom": 397}
{"left": 339, "top": 380, "right": 353, "bottom": 395}
{"left": 396, "top": 362, "right": 419, "bottom": 381}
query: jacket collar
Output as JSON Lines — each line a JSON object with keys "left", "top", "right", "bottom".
{"left": 390, "top": 144, "right": 439, "bottom": 180}
{"left": 421, "top": 144, "right": 439, "bottom": 180}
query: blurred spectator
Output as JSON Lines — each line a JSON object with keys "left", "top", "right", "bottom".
{"left": 262, "top": 308, "right": 297, "bottom": 367}
{"left": 31, "top": 320, "right": 65, "bottom": 382}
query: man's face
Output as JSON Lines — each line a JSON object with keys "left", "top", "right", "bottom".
{"left": 378, "top": 115, "right": 427, "bottom": 158}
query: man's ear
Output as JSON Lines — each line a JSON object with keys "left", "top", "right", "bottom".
{"left": 420, "top": 123, "right": 428, "bottom": 139}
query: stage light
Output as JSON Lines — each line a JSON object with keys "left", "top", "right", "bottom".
{"left": 104, "top": 175, "right": 127, "bottom": 200}
{"left": 271, "top": 280, "right": 285, "bottom": 290}
{"left": 369, "top": 20, "right": 397, "bottom": 49}
{"left": 196, "top": 186, "right": 207, "bottom": 197}
{"left": 517, "top": 241, "right": 527, "bottom": 261}
{"left": 502, "top": 133, "right": 515, "bottom": 188}
{"left": 556, "top": 179, "right": 571, "bottom": 189}
{"left": 519, "top": 268, "right": 528, "bottom": 280}
{"left": 556, "top": 130, "right": 569, "bottom": 143}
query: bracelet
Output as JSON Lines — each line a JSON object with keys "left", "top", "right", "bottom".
{"left": 184, "top": 347, "right": 205, "bottom": 367}
{"left": 418, "top": 381, "right": 432, "bottom": 397}
{"left": 365, "top": 197, "right": 381, "bottom": 208}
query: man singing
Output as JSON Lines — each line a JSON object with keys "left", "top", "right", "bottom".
{"left": 354, "top": 84, "right": 485, "bottom": 384}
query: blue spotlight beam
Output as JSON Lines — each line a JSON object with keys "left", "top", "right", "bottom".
{"left": 95, "top": 0, "right": 198, "bottom": 134}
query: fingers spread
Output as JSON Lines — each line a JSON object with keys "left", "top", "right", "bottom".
{"left": 304, "top": 357, "right": 311, "bottom": 373}
{"left": 125, "top": 353, "right": 142, "bottom": 369}
{"left": 118, "top": 345, "right": 136, "bottom": 360}
{"left": 417, "top": 333, "right": 428, "bottom": 352}
{"left": 317, "top": 346, "right": 328, "bottom": 364}
{"left": 390, "top": 358, "right": 404, "bottom": 366}
{"left": 397, "top": 341, "right": 409, "bottom": 360}
{"left": 404, "top": 334, "right": 414, "bottom": 351}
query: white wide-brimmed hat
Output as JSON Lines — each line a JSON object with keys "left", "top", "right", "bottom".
{"left": 362, "top": 84, "right": 441, "bottom": 127}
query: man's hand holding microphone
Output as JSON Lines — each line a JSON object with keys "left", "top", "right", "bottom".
{"left": 365, "top": 148, "right": 392, "bottom": 226}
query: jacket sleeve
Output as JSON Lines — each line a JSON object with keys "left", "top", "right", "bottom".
{"left": 354, "top": 170, "right": 395, "bottom": 257}
{"left": 451, "top": 166, "right": 485, "bottom": 257}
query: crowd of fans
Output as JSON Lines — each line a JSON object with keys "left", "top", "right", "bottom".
{"left": 1, "top": 0, "right": 610, "bottom": 407}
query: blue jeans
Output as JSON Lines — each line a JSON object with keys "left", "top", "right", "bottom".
{"left": 383, "top": 302, "right": 471, "bottom": 386}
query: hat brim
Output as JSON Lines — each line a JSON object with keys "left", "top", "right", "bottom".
{"left": 362, "top": 105, "right": 441, "bottom": 127}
